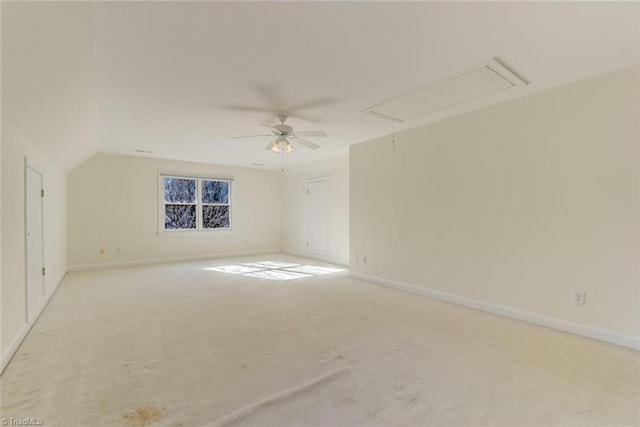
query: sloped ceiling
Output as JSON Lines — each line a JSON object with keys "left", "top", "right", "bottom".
{"left": 2, "top": 1, "right": 99, "bottom": 172}
{"left": 3, "top": 2, "right": 639, "bottom": 171}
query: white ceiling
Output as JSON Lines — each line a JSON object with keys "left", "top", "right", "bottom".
{"left": 92, "top": 1, "right": 640, "bottom": 170}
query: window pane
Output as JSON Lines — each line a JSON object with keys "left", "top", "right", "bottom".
{"left": 202, "top": 205, "right": 230, "bottom": 229}
{"left": 165, "top": 205, "right": 196, "bottom": 229}
{"left": 202, "top": 180, "right": 229, "bottom": 204}
{"left": 164, "top": 178, "right": 196, "bottom": 203}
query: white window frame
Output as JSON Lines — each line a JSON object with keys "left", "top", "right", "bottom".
{"left": 158, "top": 172, "right": 233, "bottom": 235}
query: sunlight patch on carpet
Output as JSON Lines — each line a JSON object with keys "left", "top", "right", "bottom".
{"left": 243, "top": 261, "right": 301, "bottom": 269}
{"left": 204, "top": 265, "right": 262, "bottom": 274}
{"left": 204, "top": 261, "right": 345, "bottom": 281}
{"left": 245, "top": 270, "right": 311, "bottom": 281}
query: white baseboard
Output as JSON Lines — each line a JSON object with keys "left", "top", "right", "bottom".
{"left": 68, "top": 249, "right": 280, "bottom": 271}
{"left": 349, "top": 271, "right": 640, "bottom": 351}
{"left": 0, "top": 324, "right": 30, "bottom": 375}
{"left": 47, "top": 270, "right": 67, "bottom": 300}
{"left": 1, "top": 271, "right": 68, "bottom": 375}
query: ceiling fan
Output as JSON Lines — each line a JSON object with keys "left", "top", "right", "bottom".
{"left": 221, "top": 82, "right": 338, "bottom": 123}
{"left": 232, "top": 115, "right": 327, "bottom": 153}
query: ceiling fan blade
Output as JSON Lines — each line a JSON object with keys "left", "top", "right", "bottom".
{"left": 223, "top": 106, "right": 323, "bottom": 123}
{"left": 232, "top": 134, "right": 273, "bottom": 139}
{"left": 292, "top": 137, "right": 319, "bottom": 150}
{"left": 285, "top": 112, "right": 325, "bottom": 124}
{"left": 292, "top": 131, "right": 327, "bottom": 137}
{"left": 221, "top": 104, "right": 278, "bottom": 114}
{"left": 265, "top": 138, "right": 278, "bottom": 150}
{"left": 260, "top": 124, "right": 281, "bottom": 135}
{"left": 287, "top": 97, "right": 338, "bottom": 112}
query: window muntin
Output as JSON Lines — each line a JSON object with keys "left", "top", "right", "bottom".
{"left": 161, "top": 175, "right": 231, "bottom": 232}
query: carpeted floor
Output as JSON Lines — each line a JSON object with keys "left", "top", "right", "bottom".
{"left": 1, "top": 254, "right": 638, "bottom": 426}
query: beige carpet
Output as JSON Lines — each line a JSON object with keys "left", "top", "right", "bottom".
{"left": 1, "top": 254, "right": 638, "bottom": 426}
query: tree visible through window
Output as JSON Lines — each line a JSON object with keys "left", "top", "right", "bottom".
{"left": 202, "top": 180, "right": 230, "bottom": 229}
{"left": 162, "top": 176, "right": 231, "bottom": 231}
{"left": 164, "top": 178, "right": 197, "bottom": 229}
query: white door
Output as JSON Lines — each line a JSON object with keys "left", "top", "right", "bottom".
{"left": 26, "top": 166, "right": 45, "bottom": 324}
{"left": 307, "top": 179, "right": 328, "bottom": 257}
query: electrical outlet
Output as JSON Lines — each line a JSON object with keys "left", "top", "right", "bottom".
{"left": 573, "top": 290, "right": 586, "bottom": 305}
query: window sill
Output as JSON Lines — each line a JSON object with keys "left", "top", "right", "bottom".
{"left": 158, "top": 228, "right": 234, "bottom": 238}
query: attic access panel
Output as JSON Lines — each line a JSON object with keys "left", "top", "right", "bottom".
{"left": 364, "top": 58, "right": 527, "bottom": 122}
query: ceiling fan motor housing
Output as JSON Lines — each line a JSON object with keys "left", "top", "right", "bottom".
{"left": 273, "top": 124, "right": 293, "bottom": 136}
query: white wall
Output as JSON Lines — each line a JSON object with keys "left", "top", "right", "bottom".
{"left": 282, "top": 156, "right": 349, "bottom": 266}
{"left": 67, "top": 154, "right": 282, "bottom": 269}
{"left": 1, "top": 1, "right": 98, "bottom": 172}
{"left": 1, "top": 2, "right": 95, "bottom": 372}
{"left": 0, "top": 0, "right": 4, "bottom": 372}
{"left": 1, "top": 124, "right": 69, "bottom": 371}
{"left": 350, "top": 66, "right": 639, "bottom": 348}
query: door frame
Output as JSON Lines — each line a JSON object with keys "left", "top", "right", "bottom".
{"left": 24, "top": 157, "right": 46, "bottom": 324}
{"left": 306, "top": 176, "right": 330, "bottom": 258}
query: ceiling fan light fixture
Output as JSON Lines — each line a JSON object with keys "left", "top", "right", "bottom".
{"left": 233, "top": 115, "right": 325, "bottom": 153}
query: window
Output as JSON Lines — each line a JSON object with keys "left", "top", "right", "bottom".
{"left": 161, "top": 175, "right": 231, "bottom": 232}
